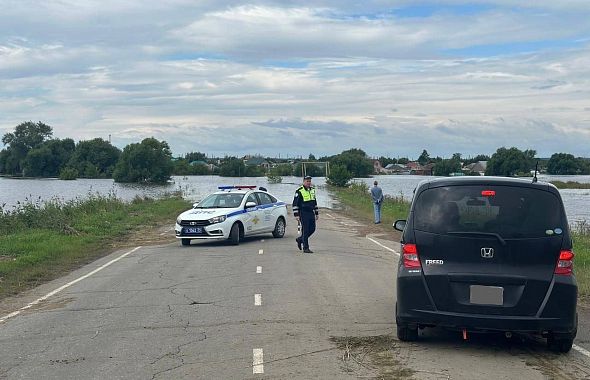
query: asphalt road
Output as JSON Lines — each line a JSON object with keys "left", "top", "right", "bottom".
{"left": 1, "top": 210, "right": 590, "bottom": 379}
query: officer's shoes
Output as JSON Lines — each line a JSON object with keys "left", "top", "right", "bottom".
{"left": 296, "top": 237, "right": 302, "bottom": 251}
{"left": 303, "top": 248, "right": 313, "bottom": 254}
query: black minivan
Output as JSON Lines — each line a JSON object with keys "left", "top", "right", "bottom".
{"left": 393, "top": 177, "right": 577, "bottom": 352}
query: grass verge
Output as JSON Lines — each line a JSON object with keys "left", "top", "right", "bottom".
{"left": 329, "top": 182, "right": 590, "bottom": 299}
{"left": 0, "top": 194, "right": 191, "bottom": 300}
{"left": 573, "top": 227, "right": 590, "bottom": 299}
{"left": 550, "top": 181, "right": 590, "bottom": 189}
{"left": 328, "top": 182, "right": 410, "bottom": 228}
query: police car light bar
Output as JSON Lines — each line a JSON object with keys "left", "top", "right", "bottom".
{"left": 218, "top": 185, "right": 257, "bottom": 190}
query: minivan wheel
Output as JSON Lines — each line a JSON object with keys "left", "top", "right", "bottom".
{"left": 229, "top": 223, "right": 240, "bottom": 245}
{"left": 547, "top": 335, "right": 574, "bottom": 353}
{"left": 181, "top": 238, "right": 191, "bottom": 246}
{"left": 272, "top": 217, "right": 286, "bottom": 238}
{"left": 397, "top": 324, "right": 418, "bottom": 342}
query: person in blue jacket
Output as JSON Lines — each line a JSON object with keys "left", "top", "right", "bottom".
{"left": 292, "top": 175, "right": 318, "bottom": 253}
{"left": 371, "top": 180, "right": 384, "bottom": 224}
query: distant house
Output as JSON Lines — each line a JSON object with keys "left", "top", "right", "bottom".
{"left": 407, "top": 161, "right": 434, "bottom": 175}
{"left": 189, "top": 160, "right": 216, "bottom": 171}
{"left": 420, "top": 163, "right": 436, "bottom": 176}
{"left": 463, "top": 161, "right": 487, "bottom": 176}
{"left": 384, "top": 163, "right": 410, "bottom": 174}
{"left": 244, "top": 156, "right": 271, "bottom": 170}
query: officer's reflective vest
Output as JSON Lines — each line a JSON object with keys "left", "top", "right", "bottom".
{"left": 298, "top": 186, "right": 316, "bottom": 202}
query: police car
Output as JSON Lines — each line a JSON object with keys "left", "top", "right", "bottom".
{"left": 175, "top": 186, "right": 288, "bottom": 246}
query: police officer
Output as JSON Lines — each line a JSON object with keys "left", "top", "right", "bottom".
{"left": 292, "top": 175, "right": 318, "bottom": 253}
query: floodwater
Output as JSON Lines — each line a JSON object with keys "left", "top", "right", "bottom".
{"left": 1, "top": 174, "right": 589, "bottom": 223}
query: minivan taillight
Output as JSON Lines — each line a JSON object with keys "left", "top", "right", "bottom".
{"left": 555, "top": 249, "right": 574, "bottom": 275}
{"left": 402, "top": 243, "right": 421, "bottom": 269}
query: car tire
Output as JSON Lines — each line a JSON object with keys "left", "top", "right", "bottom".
{"left": 181, "top": 238, "right": 190, "bottom": 246}
{"left": 229, "top": 223, "right": 240, "bottom": 245}
{"left": 548, "top": 314, "right": 577, "bottom": 353}
{"left": 397, "top": 324, "right": 418, "bottom": 341}
{"left": 547, "top": 335, "right": 574, "bottom": 353}
{"left": 395, "top": 302, "right": 418, "bottom": 341}
{"left": 272, "top": 217, "right": 286, "bottom": 238}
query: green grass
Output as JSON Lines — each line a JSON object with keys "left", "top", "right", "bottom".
{"left": 573, "top": 231, "right": 590, "bottom": 298}
{"left": 550, "top": 181, "right": 590, "bottom": 189}
{"left": 0, "top": 194, "right": 191, "bottom": 299}
{"left": 329, "top": 182, "right": 590, "bottom": 299}
{"left": 328, "top": 182, "right": 410, "bottom": 226}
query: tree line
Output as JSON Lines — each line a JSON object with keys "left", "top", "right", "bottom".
{"left": 1, "top": 121, "right": 588, "bottom": 184}
{"left": 0, "top": 122, "right": 172, "bottom": 183}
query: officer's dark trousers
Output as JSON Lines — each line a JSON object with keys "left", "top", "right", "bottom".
{"left": 300, "top": 212, "right": 316, "bottom": 250}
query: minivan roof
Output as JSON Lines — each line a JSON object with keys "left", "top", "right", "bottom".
{"left": 416, "top": 176, "right": 559, "bottom": 194}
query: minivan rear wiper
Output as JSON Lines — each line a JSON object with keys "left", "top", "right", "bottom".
{"left": 447, "top": 231, "right": 506, "bottom": 246}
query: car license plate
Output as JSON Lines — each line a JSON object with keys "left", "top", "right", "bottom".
{"left": 469, "top": 285, "right": 503, "bottom": 306}
{"left": 185, "top": 227, "right": 202, "bottom": 234}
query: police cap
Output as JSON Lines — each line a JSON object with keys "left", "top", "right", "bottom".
{"left": 304, "top": 175, "right": 312, "bottom": 180}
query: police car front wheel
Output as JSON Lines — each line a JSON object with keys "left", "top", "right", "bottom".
{"left": 229, "top": 223, "right": 241, "bottom": 245}
{"left": 272, "top": 217, "right": 286, "bottom": 238}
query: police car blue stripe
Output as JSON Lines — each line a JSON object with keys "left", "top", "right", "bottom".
{"left": 226, "top": 201, "right": 285, "bottom": 218}
{"left": 227, "top": 210, "right": 246, "bottom": 218}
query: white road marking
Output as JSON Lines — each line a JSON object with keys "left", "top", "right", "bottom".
{"left": 366, "top": 237, "right": 400, "bottom": 257}
{"left": 258, "top": 249, "right": 264, "bottom": 255}
{"left": 574, "top": 344, "right": 590, "bottom": 358}
{"left": 255, "top": 294, "right": 262, "bottom": 306}
{"left": 0, "top": 246, "right": 142, "bottom": 324}
{"left": 256, "top": 266, "right": 262, "bottom": 274}
{"left": 253, "top": 348, "right": 264, "bottom": 374}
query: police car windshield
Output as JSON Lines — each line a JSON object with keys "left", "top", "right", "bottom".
{"left": 195, "top": 193, "right": 245, "bottom": 209}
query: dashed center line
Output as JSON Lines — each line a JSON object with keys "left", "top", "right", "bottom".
{"left": 255, "top": 294, "right": 262, "bottom": 306}
{"left": 253, "top": 348, "right": 264, "bottom": 374}
{"left": 258, "top": 249, "right": 264, "bottom": 255}
{"left": 256, "top": 266, "right": 262, "bottom": 274}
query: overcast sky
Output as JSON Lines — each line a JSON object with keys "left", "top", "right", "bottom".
{"left": 1, "top": 1, "right": 589, "bottom": 159}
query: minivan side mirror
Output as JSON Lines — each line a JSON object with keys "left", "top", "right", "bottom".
{"left": 193, "top": 202, "right": 199, "bottom": 208}
{"left": 245, "top": 201, "right": 257, "bottom": 209}
{"left": 393, "top": 220, "right": 406, "bottom": 231}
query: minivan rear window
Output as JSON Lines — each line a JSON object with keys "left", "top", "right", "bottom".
{"left": 413, "top": 185, "right": 564, "bottom": 238}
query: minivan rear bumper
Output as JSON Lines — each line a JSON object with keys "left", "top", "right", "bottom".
{"left": 396, "top": 309, "right": 576, "bottom": 334}
{"left": 397, "top": 273, "right": 577, "bottom": 334}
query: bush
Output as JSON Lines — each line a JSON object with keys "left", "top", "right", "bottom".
{"left": 271, "top": 164, "right": 294, "bottom": 176}
{"left": 113, "top": 138, "right": 173, "bottom": 183}
{"left": 327, "top": 164, "right": 353, "bottom": 187}
{"left": 267, "top": 174, "right": 282, "bottom": 183}
{"left": 59, "top": 167, "right": 78, "bottom": 180}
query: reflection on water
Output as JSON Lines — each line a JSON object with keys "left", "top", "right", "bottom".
{"left": 1, "top": 174, "right": 588, "bottom": 223}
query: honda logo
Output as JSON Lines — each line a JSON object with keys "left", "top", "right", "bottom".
{"left": 481, "top": 247, "right": 494, "bottom": 258}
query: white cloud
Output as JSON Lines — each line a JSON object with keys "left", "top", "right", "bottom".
{"left": 1, "top": 1, "right": 589, "bottom": 159}
{"left": 170, "top": 4, "right": 590, "bottom": 60}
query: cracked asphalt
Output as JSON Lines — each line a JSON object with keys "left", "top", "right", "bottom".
{"left": 1, "top": 210, "right": 590, "bottom": 379}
